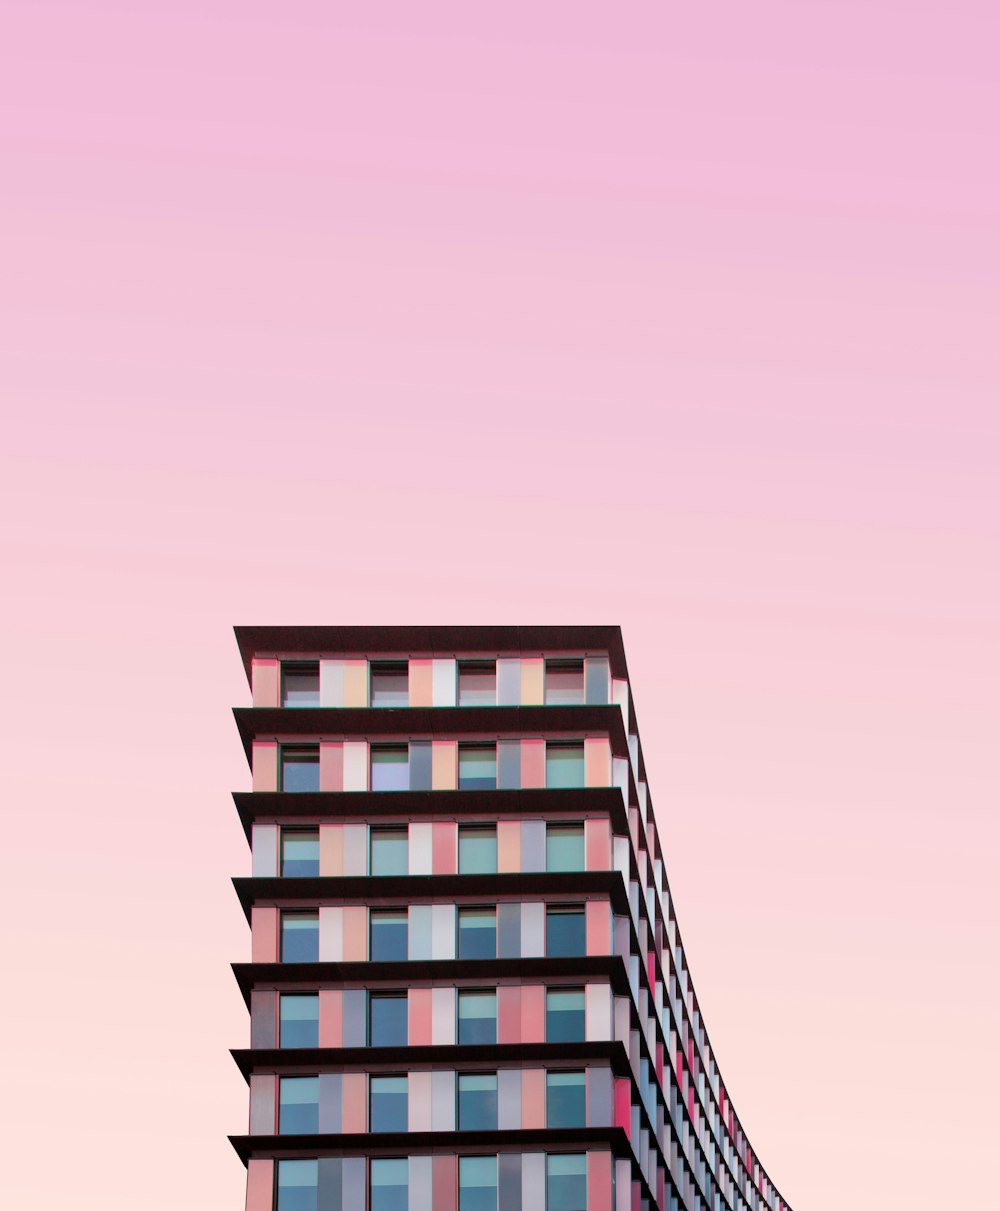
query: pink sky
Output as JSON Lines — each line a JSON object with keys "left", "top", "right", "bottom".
{"left": 1, "top": 2, "right": 998, "bottom": 1207}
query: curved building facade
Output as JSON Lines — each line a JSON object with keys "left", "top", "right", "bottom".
{"left": 231, "top": 626, "right": 792, "bottom": 1211}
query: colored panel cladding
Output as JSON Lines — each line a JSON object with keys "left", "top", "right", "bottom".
{"left": 521, "top": 1153, "right": 545, "bottom": 1206}
{"left": 248, "top": 1074, "right": 275, "bottom": 1134}
{"left": 342, "top": 824, "right": 367, "bottom": 875}
{"left": 521, "top": 1068, "right": 545, "bottom": 1128}
{"left": 496, "top": 657, "right": 520, "bottom": 705}
{"left": 250, "top": 906, "right": 277, "bottom": 962}
{"left": 408, "top": 988, "right": 433, "bottom": 1045}
{"left": 586, "top": 1065, "right": 614, "bottom": 1126}
{"left": 251, "top": 824, "right": 278, "bottom": 877}
{"left": 431, "top": 740, "right": 457, "bottom": 790}
{"left": 585, "top": 736, "right": 611, "bottom": 786}
{"left": 584, "top": 655, "right": 610, "bottom": 705}
{"left": 408, "top": 1070, "right": 431, "bottom": 1129}
{"left": 251, "top": 657, "right": 279, "bottom": 708}
{"left": 520, "top": 738, "right": 546, "bottom": 787}
{"left": 614, "top": 1159, "right": 632, "bottom": 1211}
{"left": 319, "top": 742, "right": 343, "bottom": 791}
{"left": 408, "top": 658, "right": 434, "bottom": 706}
{"left": 409, "top": 822, "right": 433, "bottom": 873}
{"left": 498, "top": 1069, "right": 521, "bottom": 1129}
{"left": 587, "top": 1150, "right": 613, "bottom": 1211}
{"left": 432, "top": 658, "right": 457, "bottom": 706}
{"left": 409, "top": 741, "right": 432, "bottom": 790}
{"left": 318, "top": 659, "right": 343, "bottom": 707}
{"left": 431, "top": 904, "right": 457, "bottom": 958}
{"left": 409, "top": 1156, "right": 433, "bottom": 1208}
{"left": 251, "top": 741, "right": 277, "bottom": 792}
{"left": 497, "top": 738, "right": 521, "bottom": 789}
{"left": 318, "top": 907, "right": 342, "bottom": 961}
{"left": 319, "top": 824, "right": 344, "bottom": 876}
{"left": 499, "top": 1153, "right": 522, "bottom": 1211}
{"left": 318, "top": 990, "right": 342, "bottom": 1046}
{"left": 341, "top": 1072, "right": 367, "bottom": 1132}
{"left": 342, "top": 740, "right": 368, "bottom": 791}
{"left": 497, "top": 901, "right": 521, "bottom": 957}
{"left": 244, "top": 1158, "right": 273, "bottom": 1211}
{"left": 432, "top": 1070, "right": 456, "bottom": 1129}
{"left": 342, "top": 990, "right": 367, "bottom": 1047}
{"left": 585, "top": 817, "right": 611, "bottom": 870}
{"left": 520, "top": 902, "right": 544, "bottom": 956}
{"left": 520, "top": 984, "right": 545, "bottom": 1042}
{"left": 431, "top": 822, "right": 457, "bottom": 873}
{"left": 497, "top": 985, "right": 521, "bottom": 1043}
{"left": 520, "top": 821, "right": 545, "bottom": 872}
{"left": 432, "top": 1155, "right": 457, "bottom": 1211}
{"left": 431, "top": 987, "right": 456, "bottom": 1045}
{"left": 342, "top": 659, "right": 368, "bottom": 707}
{"left": 250, "top": 990, "right": 276, "bottom": 1048}
{"left": 614, "top": 1078, "right": 632, "bottom": 1136}
{"left": 497, "top": 819, "right": 520, "bottom": 872}
{"left": 586, "top": 983, "right": 613, "bottom": 1040}
{"left": 342, "top": 905, "right": 368, "bottom": 960}
{"left": 318, "top": 1074, "right": 342, "bottom": 1132}
{"left": 520, "top": 656, "right": 544, "bottom": 704}
{"left": 586, "top": 900, "right": 611, "bottom": 955}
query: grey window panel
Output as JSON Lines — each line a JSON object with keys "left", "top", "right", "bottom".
{"left": 250, "top": 991, "right": 276, "bottom": 1048}
{"left": 409, "top": 740, "right": 432, "bottom": 791}
{"left": 498, "top": 1153, "right": 522, "bottom": 1211}
{"left": 521, "top": 1153, "right": 545, "bottom": 1205}
{"left": 252, "top": 826, "right": 278, "bottom": 877}
{"left": 341, "top": 1157, "right": 366, "bottom": 1209}
{"left": 497, "top": 902, "right": 521, "bottom": 958}
{"left": 408, "top": 904, "right": 432, "bottom": 961}
{"left": 496, "top": 658, "right": 520, "bottom": 706}
{"left": 497, "top": 1069, "right": 521, "bottom": 1129}
{"left": 520, "top": 902, "right": 545, "bottom": 957}
{"left": 318, "top": 1074, "right": 342, "bottom": 1133}
{"left": 586, "top": 1065, "right": 613, "bottom": 1126}
{"left": 520, "top": 821, "right": 545, "bottom": 872}
{"left": 342, "top": 989, "right": 367, "bottom": 1047}
{"left": 432, "top": 1069, "right": 456, "bottom": 1130}
{"left": 497, "top": 739, "right": 521, "bottom": 789}
{"left": 318, "top": 1159, "right": 343, "bottom": 1211}
{"left": 585, "top": 655, "right": 610, "bottom": 704}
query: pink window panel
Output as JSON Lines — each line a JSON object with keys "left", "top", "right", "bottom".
{"left": 408, "top": 988, "right": 433, "bottom": 1045}
{"left": 520, "top": 656, "right": 544, "bottom": 704}
{"left": 251, "top": 658, "right": 280, "bottom": 708}
{"left": 521, "top": 1069, "right": 545, "bottom": 1128}
{"left": 319, "top": 742, "right": 344, "bottom": 791}
{"left": 319, "top": 990, "right": 343, "bottom": 1047}
{"left": 250, "top": 906, "right": 277, "bottom": 963}
{"left": 409, "top": 658, "right": 434, "bottom": 707}
{"left": 432, "top": 1155, "right": 457, "bottom": 1211}
{"left": 319, "top": 824, "right": 344, "bottom": 876}
{"left": 431, "top": 741, "right": 457, "bottom": 790}
{"left": 655, "top": 1043, "right": 663, "bottom": 1086}
{"left": 342, "top": 906, "right": 367, "bottom": 961}
{"left": 587, "top": 1151, "right": 613, "bottom": 1211}
{"left": 520, "top": 984, "right": 545, "bottom": 1042}
{"left": 341, "top": 1073, "right": 367, "bottom": 1132}
{"left": 409, "top": 1070, "right": 433, "bottom": 1127}
{"left": 584, "top": 737, "right": 611, "bottom": 787}
{"left": 584, "top": 817, "right": 611, "bottom": 870}
{"left": 614, "top": 1079, "right": 631, "bottom": 1136}
{"left": 245, "top": 1159, "right": 273, "bottom": 1211}
{"left": 497, "top": 985, "right": 521, "bottom": 1044}
{"left": 342, "top": 659, "right": 368, "bottom": 707}
{"left": 251, "top": 741, "right": 277, "bottom": 792}
{"left": 432, "top": 822, "right": 457, "bottom": 874}
{"left": 585, "top": 901, "right": 611, "bottom": 955}
{"left": 248, "top": 1074, "right": 275, "bottom": 1134}
{"left": 520, "top": 738, "right": 546, "bottom": 788}
{"left": 497, "top": 819, "right": 521, "bottom": 872}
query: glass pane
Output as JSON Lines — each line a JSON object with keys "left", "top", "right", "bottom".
{"left": 281, "top": 749, "right": 320, "bottom": 793}
{"left": 458, "top": 828, "right": 497, "bottom": 874}
{"left": 458, "top": 909, "right": 497, "bottom": 959}
{"left": 458, "top": 1073, "right": 498, "bottom": 1130}
{"left": 370, "top": 828, "right": 408, "bottom": 875}
{"left": 459, "top": 1156, "right": 497, "bottom": 1211}
{"left": 282, "top": 665, "right": 319, "bottom": 707}
{"left": 545, "top": 744, "right": 585, "bottom": 789}
{"left": 546, "top": 907, "right": 586, "bottom": 957}
{"left": 371, "top": 746, "right": 410, "bottom": 792}
{"left": 371, "top": 910, "right": 408, "bottom": 961}
{"left": 457, "top": 992, "right": 497, "bottom": 1044}
{"left": 277, "top": 1160, "right": 318, "bottom": 1211}
{"left": 546, "top": 990, "right": 585, "bottom": 1042}
{"left": 279, "top": 994, "right": 319, "bottom": 1048}
{"left": 281, "top": 913, "right": 319, "bottom": 962}
{"left": 371, "top": 1158, "right": 409, "bottom": 1211}
{"left": 458, "top": 662, "right": 496, "bottom": 706}
{"left": 279, "top": 1076, "right": 319, "bottom": 1133}
{"left": 546, "top": 1071, "right": 586, "bottom": 1128}
{"left": 370, "top": 995, "right": 408, "bottom": 1046}
{"left": 546, "top": 825, "right": 584, "bottom": 872}
{"left": 370, "top": 663, "right": 409, "bottom": 707}
{"left": 458, "top": 745, "right": 497, "bottom": 790}
{"left": 545, "top": 661, "right": 585, "bottom": 705}
{"left": 370, "top": 1075, "right": 408, "bottom": 1131}
{"left": 546, "top": 1154, "right": 587, "bottom": 1211}
{"left": 282, "top": 830, "right": 320, "bottom": 877}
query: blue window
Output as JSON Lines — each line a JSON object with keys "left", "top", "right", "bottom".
{"left": 545, "top": 743, "right": 585, "bottom": 789}
{"left": 458, "top": 908, "right": 497, "bottom": 959}
{"left": 370, "top": 1075, "right": 408, "bottom": 1131}
{"left": 370, "top": 827, "right": 408, "bottom": 875}
{"left": 458, "top": 1073, "right": 498, "bottom": 1130}
{"left": 282, "top": 663, "right": 319, "bottom": 707}
{"left": 546, "top": 906, "right": 586, "bottom": 957}
{"left": 279, "top": 1076, "right": 318, "bottom": 1133}
{"left": 370, "top": 745, "right": 409, "bottom": 791}
{"left": 546, "top": 1070, "right": 586, "bottom": 1127}
{"left": 459, "top": 1156, "right": 497, "bottom": 1211}
{"left": 458, "top": 743, "right": 497, "bottom": 790}
{"left": 280, "top": 746, "right": 320, "bottom": 792}
{"left": 546, "top": 1154, "right": 587, "bottom": 1211}
{"left": 370, "top": 662, "right": 408, "bottom": 707}
{"left": 546, "top": 824, "right": 584, "bottom": 872}
{"left": 282, "top": 830, "right": 319, "bottom": 877}
{"left": 546, "top": 989, "right": 585, "bottom": 1042}
{"left": 281, "top": 912, "right": 319, "bottom": 962}
{"left": 370, "top": 909, "right": 408, "bottom": 961}
{"left": 458, "top": 827, "right": 497, "bottom": 874}
{"left": 276, "top": 1159, "right": 317, "bottom": 1211}
{"left": 544, "top": 660, "right": 584, "bottom": 705}
{"left": 279, "top": 994, "right": 318, "bottom": 1048}
{"left": 370, "top": 1158, "right": 408, "bottom": 1211}
{"left": 370, "top": 993, "right": 408, "bottom": 1046}
{"left": 458, "top": 990, "right": 497, "bottom": 1045}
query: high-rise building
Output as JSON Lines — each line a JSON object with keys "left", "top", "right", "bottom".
{"left": 231, "top": 626, "right": 792, "bottom": 1211}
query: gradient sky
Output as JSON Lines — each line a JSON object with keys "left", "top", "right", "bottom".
{"left": 1, "top": 3, "right": 998, "bottom": 1208}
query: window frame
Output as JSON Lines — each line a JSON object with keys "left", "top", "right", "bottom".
{"left": 369, "top": 661, "right": 409, "bottom": 708}
{"left": 279, "top": 744, "right": 321, "bottom": 793}
{"left": 370, "top": 907, "right": 409, "bottom": 961}
{"left": 457, "top": 659, "right": 497, "bottom": 707}
{"left": 368, "top": 991, "right": 409, "bottom": 1047}
{"left": 281, "top": 661, "right": 320, "bottom": 708}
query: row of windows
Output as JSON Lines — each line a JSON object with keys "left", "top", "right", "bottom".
{"left": 277, "top": 988, "right": 586, "bottom": 1048}
{"left": 277, "top": 1153, "right": 588, "bottom": 1211}
{"left": 279, "top": 904, "right": 589, "bottom": 963}
{"left": 276, "top": 1068, "right": 587, "bottom": 1134}
{"left": 279, "top": 740, "right": 588, "bottom": 792}
{"left": 278, "top": 822, "right": 586, "bottom": 877}
{"left": 281, "top": 658, "right": 588, "bottom": 709}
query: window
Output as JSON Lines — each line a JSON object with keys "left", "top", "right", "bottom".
{"left": 458, "top": 1073, "right": 498, "bottom": 1130}
{"left": 546, "top": 1154, "right": 587, "bottom": 1211}
{"left": 281, "top": 912, "right": 319, "bottom": 962}
{"left": 277, "top": 1159, "right": 317, "bottom": 1211}
{"left": 458, "top": 743, "right": 497, "bottom": 790}
{"left": 545, "top": 742, "right": 585, "bottom": 789}
{"left": 370, "top": 745, "right": 409, "bottom": 792}
{"left": 370, "top": 661, "right": 408, "bottom": 707}
{"left": 370, "top": 1075, "right": 408, "bottom": 1131}
{"left": 282, "top": 662, "right": 319, "bottom": 708}
{"left": 546, "top": 989, "right": 585, "bottom": 1042}
{"left": 280, "top": 745, "right": 320, "bottom": 793}
{"left": 370, "top": 1158, "right": 408, "bottom": 1211}
{"left": 459, "top": 1155, "right": 497, "bottom": 1211}
{"left": 369, "top": 993, "right": 408, "bottom": 1046}
{"left": 458, "top": 826, "right": 497, "bottom": 874}
{"left": 282, "top": 830, "right": 319, "bottom": 877}
{"left": 546, "top": 1071, "right": 586, "bottom": 1128}
{"left": 545, "top": 659, "right": 584, "bottom": 705}
{"left": 458, "top": 660, "right": 496, "bottom": 706}
{"left": 279, "top": 1076, "right": 318, "bottom": 1133}
{"left": 279, "top": 993, "right": 318, "bottom": 1048}
{"left": 546, "top": 905, "right": 586, "bottom": 957}
{"left": 370, "top": 826, "right": 408, "bottom": 875}
{"left": 457, "top": 990, "right": 497, "bottom": 1044}
{"left": 458, "top": 907, "right": 497, "bottom": 959}
{"left": 370, "top": 909, "right": 408, "bottom": 961}
{"left": 546, "top": 824, "right": 584, "bottom": 872}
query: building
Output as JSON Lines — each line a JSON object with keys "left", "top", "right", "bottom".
{"left": 231, "top": 626, "right": 793, "bottom": 1211}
